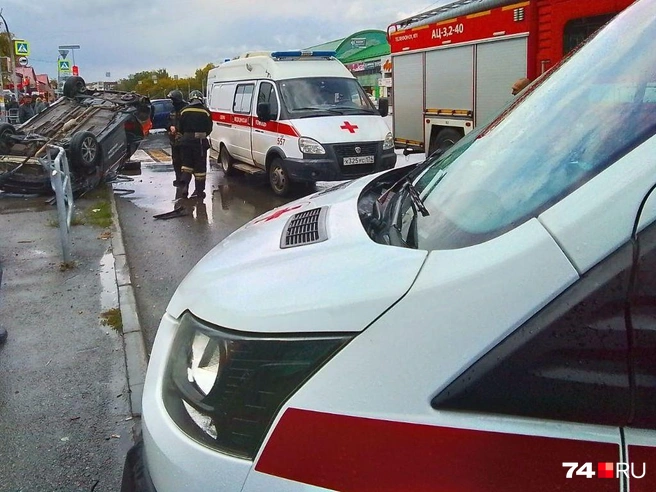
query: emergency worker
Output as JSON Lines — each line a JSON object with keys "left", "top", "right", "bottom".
{"left": 166, "top": 89, "right": 188, "bottom": 189}
{"left": 177, "top": 90, "right": 213, "bottom": 199}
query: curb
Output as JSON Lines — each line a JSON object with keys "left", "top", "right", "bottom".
{"left": 109, "top": 185, "right": 149, "bottom": 419}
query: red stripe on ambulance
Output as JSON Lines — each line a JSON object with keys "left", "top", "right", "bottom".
{"left": 256, "top": 408, "right": 620, "bottom": 491}
{"left": 211, "top": 110, "right": 299, "bottom": 137}
{"left": 627, "top": 446, "right": 656, "bottom": 492}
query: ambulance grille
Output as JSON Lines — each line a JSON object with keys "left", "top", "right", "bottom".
{"left": 334, "top": 142, "right": 379, "bottom": 176}
{"left": 281, "top": 207, "right": 328, "bottom": 248}
{"left": 333, "top": 142, "right": 378, "bottom": 158}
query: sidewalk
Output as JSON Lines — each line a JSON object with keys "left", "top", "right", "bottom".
{"left": 0, "top": 188, "right": 147, "bottom": 491}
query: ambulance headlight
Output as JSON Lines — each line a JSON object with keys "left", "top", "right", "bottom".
{"left": 383, "top": 132, "right": 394, "bottom": 150}
{"left": 163, "top": 312, "right": 353, "bottom": 460}
{"left": 299, "top": 137, "right": 326, "bottom": 155}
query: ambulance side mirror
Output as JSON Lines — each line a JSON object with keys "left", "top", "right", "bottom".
{"left": 257, "top": 102, "right": 271, "bottom": 122}
{"left": 378, "top": 98, "right": 389, "bottom": 117}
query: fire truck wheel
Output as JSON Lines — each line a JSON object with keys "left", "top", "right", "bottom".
{"left": 429, "top": 128, "right": 462, "bottom": 157}
{"left": 220, "top": 145, "right": 235, "bottom": 176}
{"left": 269, "top": 157, "right": 291, "bottom": 196}
{"left": 70, "top": 131, "right": 101, "bottom": 171}
{"left": 63, "top": 76, "right": 87, "bottom": 98}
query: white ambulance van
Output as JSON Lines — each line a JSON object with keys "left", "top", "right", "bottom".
{"left": 206, "top": 51, "right": 396, "bottom": 196}
{"left": 123, "top": 2, "right": 656, "bottom": 491}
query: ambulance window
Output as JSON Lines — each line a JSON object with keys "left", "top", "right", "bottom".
{"left": 233, "top": 84, "right": 254, "bottom": 114}
{"left": 257, "top": 82, "right": 279, "bottom": 119}
{"left": 211, "top": 83, "right": 235, "bottom": 112}
{"left": 432, "top": 240, "right": 633, "bottom": 427}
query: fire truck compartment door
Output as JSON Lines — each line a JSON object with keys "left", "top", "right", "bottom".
{"left": 393, "top": 52, "right": 424, "bottom": 144}
{"left": 426, "top": 45, "right": 474, "bottom": 113}
{"left": 475, "top": 36, "right": 527, "bottom": 126}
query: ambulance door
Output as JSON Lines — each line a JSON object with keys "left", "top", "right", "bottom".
{"left": 251, "top": 81, "right": 280, "bottom": 168}
{"left": 207, "top": 82, "right": 234, "bottom": 153}
{"left": 624, "top": 186, "right": 656, "bottom": 492}
{"left": 231, "top": 82, "right": 255, "bottom": 163}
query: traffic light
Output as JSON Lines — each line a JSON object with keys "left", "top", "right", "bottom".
{"left": 72, "top": 65, "right": 79, "bottom": 76}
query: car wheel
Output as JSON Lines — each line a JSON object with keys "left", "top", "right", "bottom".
{"left": 0, "top": 123, "right": 15, "bottom": 153}
{"left": 69, "top": 131, "right": 101, "bottom": 171}
{"left": 63, "top": 76, "right": 87, "bottom": 98}
{"left": 428, "top": 128, "right": 462, "bottom": 157}
{"left": 220, "top": 145, "right": 235, "bottom": 176}
{"left": 269, "top": 157, "right": 291, "bottom": 196}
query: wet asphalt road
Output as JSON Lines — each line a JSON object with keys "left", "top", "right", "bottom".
{"left": 113, "top": 132, "right": 320, "bottom": 354}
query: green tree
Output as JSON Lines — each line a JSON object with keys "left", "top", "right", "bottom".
{"left": 0, "top": 32, "right": 15, "bottom": 89}
{"left": 117, "top": 64, "right": 216, "bottom": 100}
{"left": 194, "top": 63, "right": 215, "bottom": 86}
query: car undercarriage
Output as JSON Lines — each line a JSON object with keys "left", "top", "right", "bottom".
{"left": 0, "top": 76, "right": 152, "bottom": 196}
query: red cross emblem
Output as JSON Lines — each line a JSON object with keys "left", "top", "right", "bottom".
{"left": 340, "top": 121, "right": 359, "bottom": 133}
{"left": 253, "top": 204, "right": 303, "bottom": 224}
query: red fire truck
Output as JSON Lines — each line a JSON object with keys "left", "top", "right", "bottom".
{"left": 388, "top": 0, "right": 633, "bottom": 156}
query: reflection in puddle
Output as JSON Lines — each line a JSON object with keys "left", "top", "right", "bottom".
{"left": 191, "top": 198, "right": 212, "bottom": 225}
{"left": 143, "top": 163, "right": 175, "bottom": 173}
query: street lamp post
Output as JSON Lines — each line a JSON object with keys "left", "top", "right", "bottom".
{"left": 0, "top": 9, "right": 20, "bottom": 99}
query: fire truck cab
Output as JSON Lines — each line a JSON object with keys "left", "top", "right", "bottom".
{"left": 388, "top": 0, "right": 633, "bottom": 156}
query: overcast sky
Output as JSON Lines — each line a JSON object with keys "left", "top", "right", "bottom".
{"left": 1, "top": 0, "right": 450, "bottom": 83}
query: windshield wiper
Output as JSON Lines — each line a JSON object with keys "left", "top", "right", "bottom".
{"left": 294, "top": 107, "right": 347, "bottom": 118}
{"left": 402, "top": 179, "right": 430, "bottom": 217}
{"left": 294, "top": 106, "right": 344, "bottom": 114}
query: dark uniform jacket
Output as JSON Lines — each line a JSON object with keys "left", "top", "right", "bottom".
{"left": 178, "top": 102, "right": 213, "bottom": 148}
{"left": 167, "top": 100, "right": 187, "bottom": 146}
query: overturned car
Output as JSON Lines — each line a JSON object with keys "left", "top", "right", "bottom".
{"left": 0, "top": 76, "right": 152, "bottom": 195}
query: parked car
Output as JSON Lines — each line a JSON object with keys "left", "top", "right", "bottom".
{"left": 150, "top": 98, "right": 174, "bottom": 130}
{"left": 122, "top": 1, "right": 656, "bottom": 491}
{"left": 0, "top": 76, "right": 152, "bottom": 195}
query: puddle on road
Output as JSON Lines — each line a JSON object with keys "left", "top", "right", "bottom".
{"left": 99, "top": 249, "right": 123, "bottom": 333}
{"left": 115, "top": 133, "right": 322, "bottom": 228}
{"left": 143, "top": 163, "right": 174, "bottom": 172}
{"left": 99, "top": 249, "right": 119, "bottom": 314}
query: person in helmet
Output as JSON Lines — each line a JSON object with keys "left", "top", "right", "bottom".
{"left": 166, "top": 89, "right": 188, "bottom": 192}
{"left": 177, "top": 90, "right": 213, "bottom": 199}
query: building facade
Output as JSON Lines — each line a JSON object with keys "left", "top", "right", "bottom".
{"left": 305, "top": 30, "right": 392, "bottom": 101}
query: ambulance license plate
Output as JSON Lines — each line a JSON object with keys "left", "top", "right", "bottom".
{"left": 343, "top": 155, "right": 374, "bottom": 165}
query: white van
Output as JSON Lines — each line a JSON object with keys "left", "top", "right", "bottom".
{"left": 123, "top": 2, "right": 656, "bottom": 491}
{"left": 206, "top": 51, "right": 396, "bottom": 196}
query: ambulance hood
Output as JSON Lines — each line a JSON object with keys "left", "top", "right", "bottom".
{"left": 167, "top": 174, "right": 428, "bottom": 334}
{"left": 292, "top": 114, "right": 392, "bottom": 144}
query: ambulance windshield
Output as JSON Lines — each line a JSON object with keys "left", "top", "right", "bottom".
{"left": 387, "top": 1, "right": 656, "bottom": 250}
{"left": 279, "top": 77, "right": 377, "bottom": 116}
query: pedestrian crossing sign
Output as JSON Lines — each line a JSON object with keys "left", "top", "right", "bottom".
{"left": 59, "top": 59, "right": 71, "bottom": 73}
{"left": 14, "top": 40, "right": 29, "bottom": 56}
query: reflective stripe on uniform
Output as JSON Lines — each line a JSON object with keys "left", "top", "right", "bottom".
{"left": 180, "top": 108, "right": 211, "bottom": 116}
{"left": 194, "top": 173, "right": 206, "bottom": 180}
{"left": 181, "top": 166, "right": 194, "bottom": 173}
